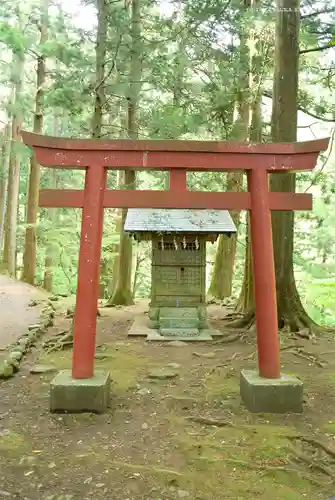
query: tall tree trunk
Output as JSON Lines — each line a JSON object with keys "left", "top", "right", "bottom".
{"left": 92, "top": 0, "right": 108, "bottom": 139}
{"left": 207, "top": 169, "right": 243, "bottom": 300}
{"left": 207, "top": 0, "right": 250, "bottom": 300}
{"left": 91, "top": 0, "right": 108, "bottom": 297}
{"left": 43, "top": 117, "right": 59, "bottom": 291}
{"left": 270, "top": 0, "right": 315, "bottom": 332}
{"left": 43, "top": 169, "right": 56, "bottom": 291}
{"left": 237, "top": 104, "right": 262, "bottom": 314}
{"left": 21, "top": 0, "right": 48, "bottom": 284}
{"left": 0, "top": 124, "right": 11, "bottom": 254}
{"left": 2, "top": 49, "right": 25, "bottom": 276}
{"left": 109, "top": 0, "right": 141, "bottom": 305}
{"left": 236, "top": 0, "right": 262, "bottom": 314}
{"left": 105, "top": 149, "right": 125, "bottom": 304}
{"left": 108, "top": 182, "right": 122, "bottom": 297}
{"left": 207, "top": 232, "right": 237, "bottom": 301}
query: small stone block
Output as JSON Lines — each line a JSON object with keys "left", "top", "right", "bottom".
{"left": 50, "top": 370, "right": 110, "bottom": 413}
{"left": 128, "top": 328, "right": 148, "bottom": 337}
{"left": 30, "top": 364, "right": 57, "bottom": 374}
{"left": 240, "top": 369, "right": 303, "bottom": 414}
{"left": 203, "top": 328, "right": 223, "bottom": 337}
{"left": 148, "top": 368, "right": 179, "bottom": 379}
{"left": 146, "top": 331, "right": 212, "bottom": 342}
{"left": 28, "top": 324, "right": 41, "bottom": 331}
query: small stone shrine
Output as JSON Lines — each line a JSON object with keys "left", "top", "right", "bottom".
{"left": 125, "top": 209, "right": 236, "bottom": 340}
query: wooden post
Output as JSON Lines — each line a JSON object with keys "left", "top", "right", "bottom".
{"left": 248, "top": 168, "right": 280, "bottom": 379}
{"left": 72, "top": 164, "right": 107, "bottom": 379}
{"left": 169, "top": 169, "right": 187, "bottom": 192}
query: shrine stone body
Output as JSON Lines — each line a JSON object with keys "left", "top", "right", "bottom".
{"left": 125, "top": 208, "right": 236, "bottom": 339}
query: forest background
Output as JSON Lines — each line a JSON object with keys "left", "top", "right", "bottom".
{"left": 0, "top": 0, "right": 334, "bottom": 332}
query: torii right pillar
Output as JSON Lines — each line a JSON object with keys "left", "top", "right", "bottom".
{"left": 239, "top": 165, "right": 302, "bottom": 413}
{"left": 241, "top": 162, "right": 315, "bottom": 414}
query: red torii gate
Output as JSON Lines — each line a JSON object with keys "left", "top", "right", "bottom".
{"left": 22, "top": 132, "right": 329, "bottom": 408}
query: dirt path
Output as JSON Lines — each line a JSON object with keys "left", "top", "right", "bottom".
{"left": 0, "top": 275, "right": 47, "bottom": 350}
{"left": 1, "top": 300, "right": 335, "bottom": 499}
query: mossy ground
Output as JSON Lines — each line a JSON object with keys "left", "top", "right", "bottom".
{"left": 0, "top": 300, "right": 335, "bottom": 499}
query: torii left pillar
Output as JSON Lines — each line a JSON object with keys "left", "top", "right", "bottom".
{"left": 50, "top": 164, "right": 111, "bottom": 413}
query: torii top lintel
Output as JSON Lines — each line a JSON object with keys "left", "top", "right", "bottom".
{"left": 21, "top": 131, "right": 330, "bottom": 172}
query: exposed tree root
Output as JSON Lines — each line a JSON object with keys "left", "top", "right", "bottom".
{"left": 66, "top": 309, "right": 74, "bottom": 318}
{"left": 207, "top": 363, "right": 227, "bottom": 375}
{"left": 106, "top": 287, "right": 134, "bottom": 307}
{"left": 260, "top": 465, "right": 329, "bottom": 487}
{"left": 206, "top": 352, "right": 254, "bottom": 376}
{"left": 43, "top": 313, "right": 75, "bottom": 352}
{"left": 288, "top": 436, "right": 335, "bottom": 461}
{"left": 291, "top": 450, "right": 335, "bottom": 480}
{"left": 66, "top": 307, "right": 101, "bottom": 319}
{"left": 207, "top": 297, "right": 235, "bottom": 308}
{"left": 242, "top": 351, "right": 256, "bottom": 360}
{"left": 109, "top": 460, "right": 183, "bottom": 478}
{"left": 205, "top": 457, "right": 328, "bottom": 486}
{"left": 220, "top": 333, "right": 242, "bottom": 343}
{"left": 280, "top": 343, "right": 303, "bottom": 351}
{"left": 221, "top": 311, "right": 245, "bottom": 321}
{"left": 223, "top": 310, "right": 255, "bottom": 330}
{"left": 185, "top": 415, "right": 235, "bottom": 427}
{"left": 287, "top": 348, "right": 327, "bottom": 368}
{"left": 211, "top": 331, "right": 245, "bottom": 345}
{"left": 279, "top": 293, "right": 335, "bottom": 337}
{"left": 223, "top": 299, "right": 335, "bottom": 339}
{"left": 293, "top": 328, "right": 310, "bottom": 340}
{"left": 43, "top": 329, "right": 73, "bottom": 353}
{"left": 207, "top": 362, "right": 236, "bottom": 377}
{"left": 45, "top": 306, "right": 103, "bottom": 353}
{"left": 286, "top": 434, "right": 335, "bottom": 483}
{"left": 197, "top": 435, "right": 333, "bottom": 487}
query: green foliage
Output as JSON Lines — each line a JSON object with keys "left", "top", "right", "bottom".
{"left": 303, "top": 278, "right": 335, "bottom": 326}
{"left": 0, "top": 0, "right": 334, "bottom": 323}
{"left": 0, "top": 22, "right": 27, "bottom": 54}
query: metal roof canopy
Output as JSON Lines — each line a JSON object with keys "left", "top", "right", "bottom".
{"left": 124, "top": 209, "right": 237, "bottom": 234}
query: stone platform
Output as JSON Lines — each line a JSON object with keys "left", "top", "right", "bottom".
{"left": 128, "top": 314, "right": 222, "bottom": 341}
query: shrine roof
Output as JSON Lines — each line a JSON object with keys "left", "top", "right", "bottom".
{"left": 124, "top": 209, "right": 237, "bottom": 234}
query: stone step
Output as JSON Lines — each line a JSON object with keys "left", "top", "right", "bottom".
{"left": 159, "top": 307, "right": 198, "bottom": 319}
{"left": 160, "top": 328, "right": 200, "bottom": 338}
{"left": 159, "top": 317, "right": 199, "bottom": 329}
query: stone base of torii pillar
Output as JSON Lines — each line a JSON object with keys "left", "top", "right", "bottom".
{"left": 240, "top": 370, "right": 303, "bottom": 414}
{"left": 50, "top": 370, "right": 110, "bottom": 413}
